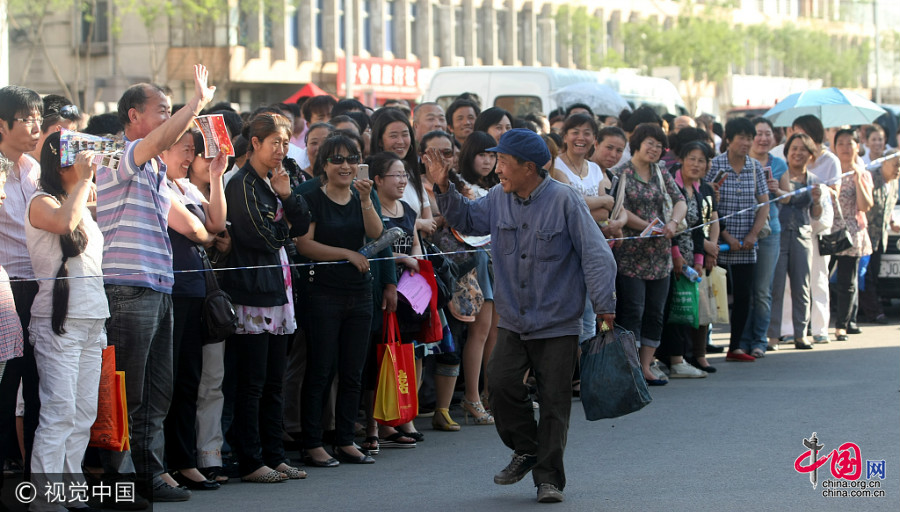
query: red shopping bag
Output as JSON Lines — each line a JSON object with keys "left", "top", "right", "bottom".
{"left": 89, "top": 346, "right": 130, "bottom": 451}
{"left": 415, "top": 259, "right": 443, "bottom": 344}
{"left": 373, "top": 312, "right": 418, "bottom": 427}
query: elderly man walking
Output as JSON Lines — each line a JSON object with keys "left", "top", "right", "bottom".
{"left": 425, "top": 128, "right": 617, "bottom": 503}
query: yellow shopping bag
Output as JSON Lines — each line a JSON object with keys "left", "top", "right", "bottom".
{"left": 708, "top": 266, "right": 729, "bottom": 324}
{"left": 373, "top": 312, "right": 418, "bottom": 426}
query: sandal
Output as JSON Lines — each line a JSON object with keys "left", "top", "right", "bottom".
{"left": 397, "top": 429, "right": 424, "bottom": 443}
{"left": 198, "top": 466, "right": 229, "bottom": 484}
{"left": 750, "top": 348, "right": 765, "bottom": 358}
{"left": 275, "top": 463, "right": 307, "bottom": 480}
{"left": 360, "top": 436, "right": 380, "bottom": 454}
{"left": 378, "top": 432, "right": 417, "bottom": 448}
{"left": 241, "top": 469, "right": 286, "bottom": 483}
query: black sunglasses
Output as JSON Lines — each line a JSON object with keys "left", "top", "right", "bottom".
{"left": 326, "top": 154, "right": 361, "bottom": 165}
{"left": 50, "top": 104, "right": 80, "bottom": 120}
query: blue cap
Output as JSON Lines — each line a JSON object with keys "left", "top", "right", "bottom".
{"left": 487, "top": 128, "right": 551, "bottom": 169}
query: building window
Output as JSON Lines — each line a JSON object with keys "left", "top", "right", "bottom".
{"left": 81, "top": 0, "right": 109, "bottom": 44}
{"left": 339, "top": 0, "right": 346, "bottom": 50}
{"left": 362, "top": 0, "right": 372, "bottom": 52}
{"left": 289, "top": 5, "right": 299, "bottom": 48}
{"left": 385, "top": 0, "right": 395, "bottom": 54}
{"left": 264, "top": 15, "right": 273, "bottom": 48}
{"left": 497, "top": 9, "right": 508, "bottom": 63}
{"left": 454, "top": 5, "right": 464, "bottom": 58}
{"left": 315, "top": 0, "right": 324, "bottom": 49}
{"left": 409, "top": 1, "right": 419, "bottom": 58}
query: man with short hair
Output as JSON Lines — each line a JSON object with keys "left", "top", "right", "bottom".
{"left": 412, "top": 102, "right": 447, "bottom": 143}
{"left": 0, "top": 85, "right": 43, "bottom": 489}
{"left": 672, "top": 115, "right": 696, "bottom": 134}
{"left": 446, "top": 98, "right": 480, "bottom": 148}
{"left": 96, "top": 64, "right": 215, "bottom": 506}
{"left": 302, "top": 95, "right": 337, "bottom": 126}
{"left": 426, "top": 129, "right": 617, "bottom": 503}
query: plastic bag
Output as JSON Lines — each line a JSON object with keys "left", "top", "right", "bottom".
{"left": 667, "top": 275, "right": 699, "bottom": 328}
{"left": 580, "top": 325, "right": 652, "bottom": 420}
{"left": 708, "top": 266, "right": 729, "bottom": 324}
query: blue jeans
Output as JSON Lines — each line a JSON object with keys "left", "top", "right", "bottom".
{"left": 100, "top": 285, "right": 173, "bottom": 486}
{"left": 740, "top": 233, "right": 779, "bottom": 353}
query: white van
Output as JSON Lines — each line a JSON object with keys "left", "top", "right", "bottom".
{"left": 424, "top": 66, "right": 598, "bottom": 117}
{"left": 596, "top": 71, "right": 689, "bottom": 117}
{"left": 424, "top": 66, "right": 688, "bottom": 117}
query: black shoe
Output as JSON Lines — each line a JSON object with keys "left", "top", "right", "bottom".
{"left": 706, "top": 344, "right": 725, "bottom": 354}
{"left": 847, "top": 326, "right": 862, "bottom": 335}
{"left": 874, "top": 314, "right": 889, "bottom": 325}
{"left": 149, "top": 480, "right": 191, "bottom": 502}
{"left": 333, "top": 447, "right": 375, "bottom": 464}
{"left": 687, "top": 357, "right": 717, "bottom": 374}
{"left": 494, "top": 453, "right": 538, "bottom": 485}
{"left": 172, "top": 471, "right": 221, "bottom": 490}
{"left": 302, "top": 454, "right": 340, "bottom": 468}
{"left": 536, "top": 483, "right": 565, "bottom": 503}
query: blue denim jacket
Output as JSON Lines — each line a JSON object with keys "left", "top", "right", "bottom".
{"left": 436, "top": 177, "right": 617, "bottom": 340}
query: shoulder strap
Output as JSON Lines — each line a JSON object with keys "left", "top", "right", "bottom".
{"left": 195, "top": 246, "right": 221, "bottom": 292}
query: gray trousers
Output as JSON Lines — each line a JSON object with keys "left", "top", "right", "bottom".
{"left": 487, "top": 329, "right": 578, "bottom": 490}
{"left": 768, "top": 228, "right": 813, "bottom": 340}
{"left": 195, "top": 342, "right": 225, "bottom": 468}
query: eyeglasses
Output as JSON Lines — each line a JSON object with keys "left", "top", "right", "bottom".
{"left": 642, "top": 140, "right": 664, "bottom": 150}
{"left": 14, "top": 117, "right": 43, "bottom": 127}
{"left": 382, "top": 173, "right": 409, "bottom": 180}
{"left": 326, "top": 154, "right": 361, "bottom": 165}
{"left": 432, "top": 149, "right": 454, "bottom": 158}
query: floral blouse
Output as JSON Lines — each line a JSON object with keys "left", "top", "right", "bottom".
{"left": 613, "top": 161, "right": 685, "bottom": 280}
{"left": 834, "top": 171, "right": 873, "bottom": 258}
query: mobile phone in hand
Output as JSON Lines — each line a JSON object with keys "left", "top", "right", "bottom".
{"left": 764, "top": 166, "right": 772, "bottom": 180}
{"left": 713, "top": 170, "right": 727, "bottom": 184}
{"left": 357, "top": 163, "right": 369, "bottom": 181}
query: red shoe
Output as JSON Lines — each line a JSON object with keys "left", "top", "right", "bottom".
{"left": 725, "top": 351, "right": 755, "bottom": 362}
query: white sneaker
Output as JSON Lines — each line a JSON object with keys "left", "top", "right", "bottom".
{"left": 649, "top": 363, "right": 669, "bottom": 381}
{"left": 669, "top": 361, "right": 708, "bottom": 378}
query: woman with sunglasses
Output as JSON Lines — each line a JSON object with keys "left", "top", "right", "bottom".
{"left": 30, "top": 96, "right": 81, "bottom": 161}
{"left": 296, "top": 133, "right": 384, "bottom": 467}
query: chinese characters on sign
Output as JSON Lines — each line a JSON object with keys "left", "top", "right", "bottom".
{"left": 337, "top": 57, "right": 420, "bottom": 99}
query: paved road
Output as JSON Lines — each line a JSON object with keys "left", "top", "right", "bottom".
{"left": 153, "top": 323, "right": 900, "bottom": 512}
{"left": 2, "top": 323, "right": 895, "bottom": 511}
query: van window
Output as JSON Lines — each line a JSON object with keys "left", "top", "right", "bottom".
{"left": 436, "top": 96, "right": 457, "bottom": 113}
{"left": 494, "top": 96, "right": 542, "bottom": 117}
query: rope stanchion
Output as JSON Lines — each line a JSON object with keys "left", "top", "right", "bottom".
{"left": 0, "top": 170, "right": 853, "bottom": 284}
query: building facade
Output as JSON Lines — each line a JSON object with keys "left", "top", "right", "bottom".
{"left": 4, "top": 0, "right": 892, "bottom": 114}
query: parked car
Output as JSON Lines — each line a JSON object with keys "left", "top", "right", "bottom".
{"left": 877, "top": 198, "right": 900, "bottom": 305}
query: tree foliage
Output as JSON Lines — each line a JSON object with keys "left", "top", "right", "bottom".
{"left": 553, "top": 0, "right": 871, "bottom": 89}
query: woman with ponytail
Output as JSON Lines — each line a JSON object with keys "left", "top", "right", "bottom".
{"left": 25, "top": 131, "right": 108, "bottom": 509}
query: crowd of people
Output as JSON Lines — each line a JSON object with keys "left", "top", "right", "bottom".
{"left": 1, "top": 64, "right": 899, "bottom": 508}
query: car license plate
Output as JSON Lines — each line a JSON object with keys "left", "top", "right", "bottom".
{"left": 880, "top": 256, "right": 900, "bottom": 278}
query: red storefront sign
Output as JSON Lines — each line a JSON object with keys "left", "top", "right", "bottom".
{"left": 337, "top": 57, "right": 420, "bottom": 99}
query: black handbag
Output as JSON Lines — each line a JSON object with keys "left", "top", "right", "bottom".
{"left": 196, "top": 246, "right": 238, "bottom": 344}
{"left": 817, "top": 193, "right": 854, "bottom": 256}
{"left": 422, "top": 239, "right": 458, "bottom": 309}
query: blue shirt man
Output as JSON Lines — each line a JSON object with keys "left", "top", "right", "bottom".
{"left": 427, "top": 129, "right": 616, "bottom": 503}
